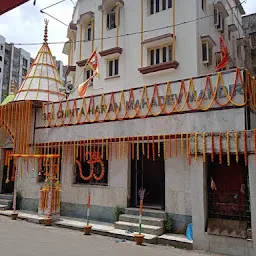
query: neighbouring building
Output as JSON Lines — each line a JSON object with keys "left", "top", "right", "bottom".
{"left": 53, "top": 56, "right": 68, "bottom": 85}
{"left": 0, "top": 36, "right": 31, "bottom": 102}
{"left": 0, "top": 2, "right": 256, "bottom": 256}
{"left": 243, "top": 13, "right": 256, "bottom": 76}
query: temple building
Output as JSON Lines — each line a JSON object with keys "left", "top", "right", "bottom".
{"left": 0, "top": 1, "right": 255, "bottom": 256}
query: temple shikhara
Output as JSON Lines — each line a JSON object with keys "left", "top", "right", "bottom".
{"left": 0, "top": 1, "right": 256, "bottom": 255}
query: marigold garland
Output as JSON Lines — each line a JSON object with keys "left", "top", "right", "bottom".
{"left": 169, "top": 134, "right": 172, "bottom": 158}
{"left": 244, "top": 131, "right": 248, "bottom": 166}
{"left": 147, "top": 136, "right": 150, "bottom": 159}
{"left": 152, "top": 136, "right": 155, "bottom": 161}
{"left": 211, "top": 132, "right": 214, "bottom": 162}
{"left": 219, "top": 133, "right": 222, "bottom": 165}
{"left": 226, "top": 132, "right": 230, "bottom": 166}
{"left": 203, "top": 132, "right": 206, "bottom": 163}
{"left": 42, "top": 69, "right": 249, "bottom": 128}
{"left": 181, "top": 133, "right": 184, "bottom": 158}
{"left": 158, "top": 134, "right": 161, "bottom": 157}
{"left": 235, "top": 132, "right": 239, "bottom": 163}
{"left": 109, "top": 138, "right": 112, "bottom": 161}
{"left": 175, "top": 134, "right": 178, "bottom": 157}
{"left": 137, "top": 136, "right": 140, "bottom": 160}
{"left": 163, "top": 135, "right": 166, "bottom": 160}
{"left": 119, "top": 137, "right": 121, "bottom": 160}
{"left": 142, "top": 136, "right": 145, "bottom": 156}
{"left": 101, "top": 138, "right": 104, "bottom": 159}
{"left": 132, "top": 137, "right": 135, "bottom": 160}
{"left": 106, "top": 139, "right": 109, "bottom": 160}
{"left": 194, "top": 133, "right": 198, "bottom": 161}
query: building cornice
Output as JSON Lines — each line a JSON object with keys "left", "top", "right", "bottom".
{"left": 138, "top": 61, "right": 179, "bottom": 75}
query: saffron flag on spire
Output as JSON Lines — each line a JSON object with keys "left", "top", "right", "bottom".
{"left": 78, "top": 49, "right": 100, "bottom": 97}
{"left": 216, "top": 34, "right": 229, "bottom": 72}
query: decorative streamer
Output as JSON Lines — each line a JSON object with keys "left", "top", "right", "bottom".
{"left": 175, "top": 134, "right": 178, "bottom": 157}
{"left": 142, "top": 136, "right": 145, "bottom": 155}
{"left": 115, "top": 138, "right": 118, "bottom": 159}
{"left": 181, "top": 133, "right": 184, "bottom": 158}
{"left": 109, "top": 138, "right": 112, "bottom": 161}
{"left": 119, "top": 137, "right": 121, "bottom": 160}
{"left": 101, "top": 138, "right": 104, "bottom": 159}
{"left": 158, "top": 134, "right": 161, "bottom": 157}
{"left": 203, "top": 132, "right": 206, "bottom": 163}
{"left": 137, "top": 136, "right": 140, "bottom": 160}
{"left": 219, "top": 133, "right": 222, "bottom": 165}
{"left": 226, "top": 132, "right": 230, "bottom": 166}
{"left": 106, "top": 139, "right": 109, "bottom": 160}
{"left": 163, "top": 135, "right": 166, "bottom": 160}
{"left": 132, "top": 137, "right": 135, "bottom": 160}
{"left": 169, "top": 134, "right": 172, "bottom": 158}
{"left": 211, "top": 132, "right": 214, "bottom": 162}
{"left": 122, "top": 137, "right": 126, "bottom": 158}
{"left": 244, "top": 131, "right": 248, "bottom": 166}
{"left": 147, "top": 136, "right": 150, "bottom": 160}
{"left": 194, "top": 133, "right": 198, "bottom": 161}
{"left": 235, "top": 132, "right": 239, "bottom": 163}
{"left": 152, "top": 136, "right": 155, "bottom": 161}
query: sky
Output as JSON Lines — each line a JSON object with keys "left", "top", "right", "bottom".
{"left": 0, "top": 0, "right": 255, "bottom": 65}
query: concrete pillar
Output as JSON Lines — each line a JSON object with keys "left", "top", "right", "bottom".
{"left": 190, "top": 156, "right": 209, "bottom": 251}
{"left": 248, "top": 155, "right": 256, "bottom": 250}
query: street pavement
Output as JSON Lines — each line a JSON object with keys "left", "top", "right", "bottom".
{"left": 0, "top": 215, "right": 222, "bottom": 256}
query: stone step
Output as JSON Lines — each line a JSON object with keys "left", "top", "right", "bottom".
{"left": 158, "top": 234, "right": 193, "bottom": 250}
{"left": 114, "top": 221, "right": 164, "bottom": 236}
{"left": 119, "top": 214, "right": 164, "bottom": 227}
{"left": 0, "top": 199, "right": 12, "bottom": 206}
{"left": 0, "top": 194, "right": 13, "bottom": 200}
{"left": 124, "top": 208, "right": 167, "bottom": 220}
{"left": 0, "top": 204, "right": 10, "bottom": 210}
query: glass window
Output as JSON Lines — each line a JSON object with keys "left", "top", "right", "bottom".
{"left": 156, "top": 0, "right": 160, "bottom": 13}
{"left": 156, "top": 48, "right": 160, "bottom": 64}
{"left": 162, "top": 47, "right": 167, "bottom": 62}
{"left": 150, "top": 50, "right": 155, "bottom": 65}
{"left": 114, "top": 59, "right": 119, "bottom": 76}
{"left": 150, "top": 0, "right": 154, "bottom": 14}
{"left": 87, "top": 27, "right": 92, "bottom": 41}
{"left": 162, "top": 0, "right": 166, "bottom": 10}
{"left": 109, "top": 60, "right": 113, "bottom": 77}
{"left": 168, "top": 0, "right": 172, "bottom": 8}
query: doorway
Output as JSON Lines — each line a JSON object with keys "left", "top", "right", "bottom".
{"left": 1, "top": 149, "right": 14, "bottom": 194}
{"left": 130, "top": 143, "right": 165, "bottom": 210}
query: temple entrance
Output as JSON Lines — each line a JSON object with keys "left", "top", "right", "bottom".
{"left": 1, "top": 149, "right": 14, "bottom": 194}
{"left": 130, "top": 143, "right": 165, "bottom": 210}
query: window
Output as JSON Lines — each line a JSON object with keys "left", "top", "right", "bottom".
{"left": 148, "top": 45, "right": 172, "bottom": 66}
{"left": 150, "top": 0, "right": 172, "bottom": 14}
{"left": 202, "top": 0, "right": 206, "bottom": 12}
{"left": 107, "top": 10, "right": 116, "bottom": 30}
{"left": 108, "top": 58, "right": 119, "bottom": 77}
{"left": 0, "top": 68, "right": 1, "bottom": 73}
{"left": 207, "top": 155, "right": 250, "bottom": 222}
{"left": 75, "top": 146, "right": 109, "bottom": 186}
{"left": 214, "top": 8, "right": 224, "bottom": 32}
{"left": 0, "top": 45, "right": 3, "bottom": 50}
{"left": 22, "top": 58, "right": 28, "bottom": 67}
{"left": 0, "top": 56, "right": 2, "bottom": 61}
{"left": 22, "top": 68, "right": 27, "bottom": 76}
{"left": 87, "top": 23, "right": 92, "bottom": 41}
{"left": 84, "top": 69, "right": 93, "bottom": 87}
{"left": 202, "top": 41, "right": 212, "bottom": 65}
{"left": 250, "top": 32, "right": 256, "bottom": 49}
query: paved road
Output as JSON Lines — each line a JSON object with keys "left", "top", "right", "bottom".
{"left": 0, "top": 215, "right": 221, "bottom": 256}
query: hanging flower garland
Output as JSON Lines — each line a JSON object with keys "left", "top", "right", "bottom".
{"left": 169, "top": 134, "right": 172, "bottom": 158}
{"left": 194, "top": 133, "right": 198, "bottom": 161}
{"left": 235, "top": 132, "right": 239, "bottom": 163}
{"left": 226, "top": 132, "right": 230, "bottom": 166}
{"left": 244, "top": 131, "right": 248, "bottom": 166}
{"left": 211, "top": 132, "right": 214, "bottom": 162}
{"left": 219, "top": 133, "right": 222, "bottom": 165}
{"left": 203, "top": 132, "right": 206, "bottom": 163}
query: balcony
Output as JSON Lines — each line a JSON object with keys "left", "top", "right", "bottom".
{"left": 214, "top": 0, "right": 229, "bottom": 18}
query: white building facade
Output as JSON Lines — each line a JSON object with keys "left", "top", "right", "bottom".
{"left": 2, "top": 2, "right": 256, "bottom": 256}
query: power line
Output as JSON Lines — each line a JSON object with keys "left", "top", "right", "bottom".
{"left": 40, "top": 0, "right": 68, "bottom": 12}
{"left": 40, "top": 10, "right": 68, "bottom": 26}
{"left": 3, "top": 1, "right": 246, "bottom": 47}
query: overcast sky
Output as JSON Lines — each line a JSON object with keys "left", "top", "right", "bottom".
{"left": 0, "top": 0, "right": 255, "bottom": 65}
